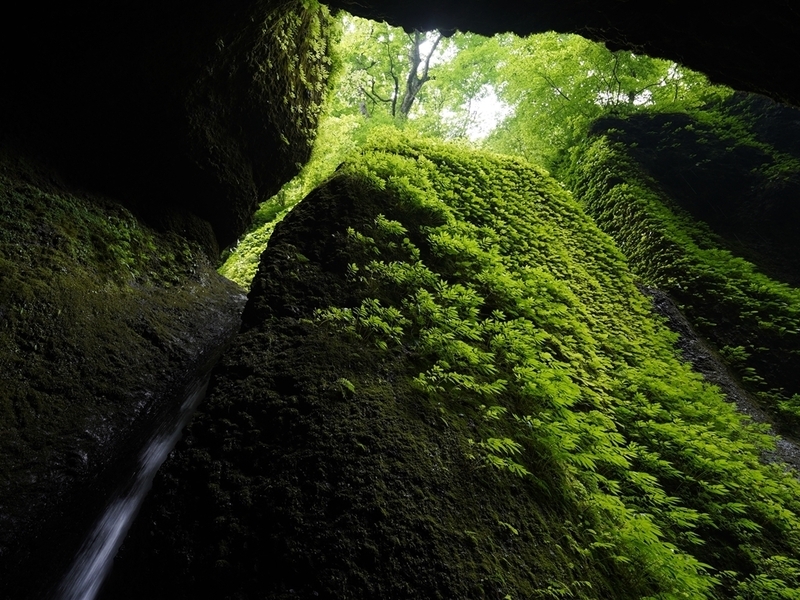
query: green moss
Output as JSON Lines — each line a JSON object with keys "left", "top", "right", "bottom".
{"left": 218, "top": 203, "right": 291, "bottom": 288}
{"left": 566, "top": 130, "right": 800, "bottom": 431}
{"left": 262, "top": 0, "right": 335, "bottom": 153}
{"left": 0, "top": 152, "right": 244, "bottom": 581}
{"left": 113, "top": 131, "right": 800, "bottom": 599}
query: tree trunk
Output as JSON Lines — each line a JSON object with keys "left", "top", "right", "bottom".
{"left": 397, "top": 30, "right": 442, "bottom": 119}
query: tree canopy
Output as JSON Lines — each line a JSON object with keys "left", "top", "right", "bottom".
{"left": 484, "top": 32, "right": 732, "bottom": 167}
{"left": 328, "top": 15, "right": 509, "bottom": 141}
{"left": 330, "top": 16, "right": 444, "bottom": 122}
{"left": 325, "top": 17, "right": 730, "bottom": 168}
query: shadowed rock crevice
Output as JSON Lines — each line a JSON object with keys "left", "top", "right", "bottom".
{"left": 0, "top": 0, "right": 334, "bottom": 252}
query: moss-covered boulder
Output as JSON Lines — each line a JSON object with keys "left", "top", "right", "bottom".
{"left": 0, "top": 151, "right": 246, "bottom": 598}
{"left": 110, "top": 133, "right": 800, "bottom": 599}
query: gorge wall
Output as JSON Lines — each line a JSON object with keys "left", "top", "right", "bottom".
{"left": 2, "top": 0, "right": 800, "bottom": 598}
{"left": 0, "top": 1, "right": 334, "bottom": 596}
{"left": 566, "top": 94, "right": 800, "bottom": 434}
{"left": 105, "top": 133, "right": 800, "bottom": 599}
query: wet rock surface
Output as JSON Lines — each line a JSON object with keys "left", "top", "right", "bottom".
{"left": 0, "top": 152, "right": 248, "bottom": 599}
{"left": 0, "top": 283, "right": 246, "bottom": 600}
{"left": 644, "top": 286, "right": 800, "bottom": 472}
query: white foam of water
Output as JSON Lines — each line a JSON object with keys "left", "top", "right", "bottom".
{"left": 57, "top": 378, "right": 209, "bottom": 600}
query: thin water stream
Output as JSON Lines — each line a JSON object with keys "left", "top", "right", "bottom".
{"left": 55, "top": 375, "right": 211, "bottom": 600}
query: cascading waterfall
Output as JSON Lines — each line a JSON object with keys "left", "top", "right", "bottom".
{"left": 55, "top": 376, "right": 211, "bottom": 600}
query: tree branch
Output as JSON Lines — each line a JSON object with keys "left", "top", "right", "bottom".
{"left": 420, "top": 32, "right": 443, "bottom": 82}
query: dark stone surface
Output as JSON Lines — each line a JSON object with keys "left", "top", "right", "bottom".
{"left": 0, "top": 152, "right": 248, "bottom": 600}
{"left": 0, "top": 0, "right": 332, "bottom": 252}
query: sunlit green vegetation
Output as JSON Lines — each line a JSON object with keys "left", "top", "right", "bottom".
{"left": 220, "top": 14, "right": 729, "bottom": 287}
{"left": 568, "top": 119, "right": 800, "bottom": 430}
{"left": 218, "top": 112, "right": 362, "bottom": 285}
{"left": 213, "top": 9, "right": 800, "bottom": 598}
{"left": 314, "top": 131, "right": 800, "bottom": 598}
{"left": 485, "top": 32, "right": 732, "bottom": 169}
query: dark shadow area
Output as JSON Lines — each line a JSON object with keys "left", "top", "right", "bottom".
{"left": 591, "top": 93, "right": 800, "bottom": 286}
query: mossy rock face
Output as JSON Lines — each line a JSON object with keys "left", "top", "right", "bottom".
{"left": 175, "top": 0, "right": 335, "bottom": 247}
{"left": 110, "top": 135, "right": 800, "bottom": 598}
{"left": 0, "top": 152, "right": 247, "bottom": 598}
{"left": 110, "top": 318, "right": 579, "bottom": 600}
{"left": 568, "top": 102, "right": 800, "bottom": 432}
{"left": 0, "top": 0, "right": 334, "bottom": 250}
{"left": 588, "top": 94, "right": 800, "bottom": 286}
{"left": 108, "top": 165, "right": 632, "bottom": 600}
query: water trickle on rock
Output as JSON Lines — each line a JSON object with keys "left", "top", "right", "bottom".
{"left": 56, "top": 377, "right": 210, "bottom": 600}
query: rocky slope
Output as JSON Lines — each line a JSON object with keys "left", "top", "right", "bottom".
{"left": 106, "top": 134, "right": 800, "bottom": 599}
{"left": 2, "top": 0, "right": 800, "bottom": 597}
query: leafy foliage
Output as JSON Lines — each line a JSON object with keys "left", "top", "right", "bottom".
{"left": 329, "top": 15, "right": 445, "bottom": 122}
{"left": 567, "top": 128, "right": 800, "bottom": 430}
{"left": 323, "top": 12, "right": 516, "bottom": 145}
{"left": 310, "top": 131, "right": 800, "bottom": 598}
{"left": 221, "top": 21, "right": 732, "bottom": 289}
{"left": 258, "top": 0, "right": 336, "bottom": 152}
{"left": 218, "top": 111, "right": 363, "bottom": 287}
{"left": 485, "top": 32, "right": 732, "bottom": 169}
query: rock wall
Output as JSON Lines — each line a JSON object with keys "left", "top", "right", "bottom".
{"left": 567, "top": 97, "right": 800, "bottom": 437}
{"left": 0, "top": 150, "right": 247, "bottom": 598}
{"left": 106, "top": 134, "right": 800, "bottom": 599}
{"left": 0, "top": 0, "right": 334, "bottom": 251}
{"left": 0, "top": 3, "right": 334, "bottom": 595}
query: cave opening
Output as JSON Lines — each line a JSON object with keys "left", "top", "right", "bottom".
{"left": 219, "top": 8, "right": 732, "bottom": 291}
{"left": 4, "top": 1, "right": 800, "bottom": 598}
